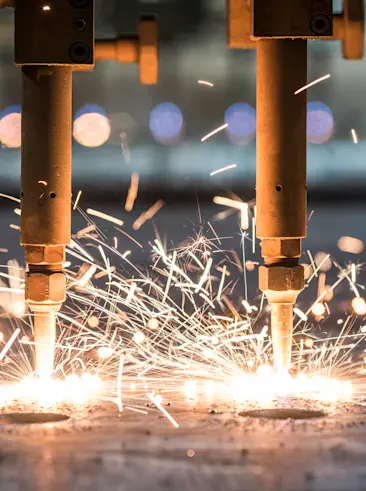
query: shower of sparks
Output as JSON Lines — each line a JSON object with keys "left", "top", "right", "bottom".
{"left": 210, "top": 164, "right": 237, "bottom": 177}
{"left": 351, "top": 129, "right": 358, "bottom": 144}
{"left": 294, "top": 74, "right": 330, "bottom": 95}
{"left": 86, "top": 208, "right": 124, "bottom": 226}
{"left": 0, "top": 201, "right": 364, "bottom": 415}
{"left": 125, "top": 173, "right": 139, "bottom": 211}
{"left": 73, "top": 190, "right": 82, "bottom": 210}
{"left": 201, "top": 123, "right": 228, "bottom": 142}
{"left": 198, "top": 80, "right": 214, "bottom": 87}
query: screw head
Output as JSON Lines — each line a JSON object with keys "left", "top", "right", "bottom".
{"left": 69, "top": 41, "right": 91, "bottom": 64}
{"left": 310, "top": 14, "right": 332, "bottom": 36}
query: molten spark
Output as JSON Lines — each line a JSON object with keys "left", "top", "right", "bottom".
{"left": 294, "top": 74, "right": 330, "bottom": 95}
{"left": 125, "top": 173, "right": 139, "bottom": 211}
{"left": 210, "top": 164, "right": 237, "bottom": 176}
{"left": 201, "top": 123, "right": 228, "bottom": 142}
{"left": 87, "top": 208, "right": 124, "bottom": 226}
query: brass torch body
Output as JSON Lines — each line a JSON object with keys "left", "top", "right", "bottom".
{"left": 256, "top": 39, "right": 307, "bottom": 372}
{"left": 21, "top": 66, "right": 72, "bottom": 378}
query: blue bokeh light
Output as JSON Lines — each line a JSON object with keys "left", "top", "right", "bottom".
{"left": 149, "top": 103, "right": 183, "bottom": 144}
{"left": 224, "top": 103, "right": 256, "bottom": 145}
{"left": 307, "top": 101, "right": 334, "bottom": 144}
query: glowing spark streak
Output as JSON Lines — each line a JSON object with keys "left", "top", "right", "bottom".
{"left": 38, "top": 180, "right": 47, "bottom": 186}
{"left": 242, "top": 300, "right": 252, "bottom": 314}
{"left": 351, "top": 263, "right": 356, "bottom": 283}
{"left": 125, "top": 406, "right": 148, "bottom": 414}
{"left": 307, "top": 250, "right": 317, "bottom": 278}
{"left": 351, "top": 129, "right": 358, "bottom": 144}
{"left": 117, "top": 355, "right": 124, "bottom": 412}
{"left": 0, "top": 287, "right": 23, "bottom": 293}
{"left": 14, "top": 208, "right": 21, "bottom": 216}
{"left": 58, "top": 312, "right": 103, "bottom": 338}
{"left": 76, "top": 224, "right": 97, "bottom": 238}
{"left": 195, "top": 257, "right": 212, "bottom": 293}
{"left": 198, "top": 80, "right": 214, "bottom": 87}
{"left": 125, "top": 173, "right": 139, "bottom": 211}
{"left": 115, "top": 227, "right": 143, "bottom": 249}
{"left": 294, "top": 74, "right": 330, "bottom": 95}
{"left": 163, "top": 250, "right": 177, "bottom": 303}
{"left": 210, "top": 164, "right": 237, "bottom": 176}
{"left": 188, "top": 251, "right": 204, "bottom": 270}
{"left": 208, "top": 221, "right": 222, "bottom": 246}
{"left": 126, "top": 282, "right": 137, "bottom": 304}
{"left": 294, "top": 307, "right": 308, "bottom": 321}
{"left": 217, "top": 265, "right": 226, "bottom": 301}
{"left": 69, "top": 240, "right": 94, "bottom": 261}
{"left": 9, "top": 224, "right": 20, "bottom": 230}
{"left": 73, "top": 190, "right": 82, "bottom": 210}
{"left": 133, "top": 200, "right": 164, "bottom": 231}
{"left": 199, "top": 292, "right": 215, "bottom": 309}
{"left": 87, "top": 208, "right": 124, "bottom": 227}
{"left": 76, "top": 264, "right": 97, "bottom": 286}
{"left": 122, "top": 251, "right": 131, "bottom": 259}
{"left": 0, "top": 328, "right": 20, "bottom": 362}
{"left": 307, "top": 254, "right": 330, "bottom": 283}
{"left": 213, "top": 196, "right": 246, "bottom": 211}
{"left": 201, "top": 123, "right": 228, "bottom": 142}
{"left": 147, "top": 393, "right": 179, "bottom": 428}
{"left": 0, "top": 193, "right": 20, "bottom": 203}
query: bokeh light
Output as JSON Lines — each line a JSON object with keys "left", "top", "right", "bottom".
{"left": 73, "top": 104, "right": 111, "bottom": 148}
{"left": 307, "top": 101, "right": 334, "bottom": 144}
{"left": 0, "top": 105, "right": 21, "bottom": 149}
{"left": 224, "top": 103, "right": 256, "bottom": 145}
{"left": 149, "top": 102, "right": 183, "bottom": 145}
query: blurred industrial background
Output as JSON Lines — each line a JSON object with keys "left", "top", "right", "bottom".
{"left": 0, "top": 0, "right": 365, "bottom": 202}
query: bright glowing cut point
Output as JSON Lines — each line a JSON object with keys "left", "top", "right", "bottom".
{"left": 184, "top": 380, "right": 197, "bottom": 399}
{"left": 352, "top": 297, "right": 366, "bottom": 316}
{"left": 312, "top": 302, "right": 326, "bottom": 317}
{"left": 149, "top": 103, "right": 183, "bottom": 145}
{"left": 307, "top": 101, "right": 334, "bottom": 144}
{"left": 97, "top": 346, "right": 114, "bottom": 359}
{"left": 42, "top": 5, "right": 51, "bottom": 10}
{"left": 0, "top": 106, "right": 21, "bottom": 148}
{"left": 154, "top": 394, "right": 163, "bottom": 404}
{"left": 224, "top": 103, "right": 256, "bottom": 145}
{"left": 73, "top": 105, "right": 111, "bottom": 148}
{"left": 133, "top": 331, "right": 145, "bottom": 344}
{"left": 184, "top": 366, "right": 352, "bottom": 404}
{"left": 0, "top": 374, "right": 102, "bottom": 406}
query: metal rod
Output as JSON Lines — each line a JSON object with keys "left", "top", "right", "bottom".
{"left": 256, "top": 39, "right": 307, "bottom": 372}
{"left": 21, "top": 66, "right": 72, "bottom": 378}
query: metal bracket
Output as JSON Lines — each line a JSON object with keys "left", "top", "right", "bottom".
{"left": 15, "top": 0, "right": 94, "bottom": 66}
{"left": 252, "top": 0, "right": 333, "bottom": 38}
